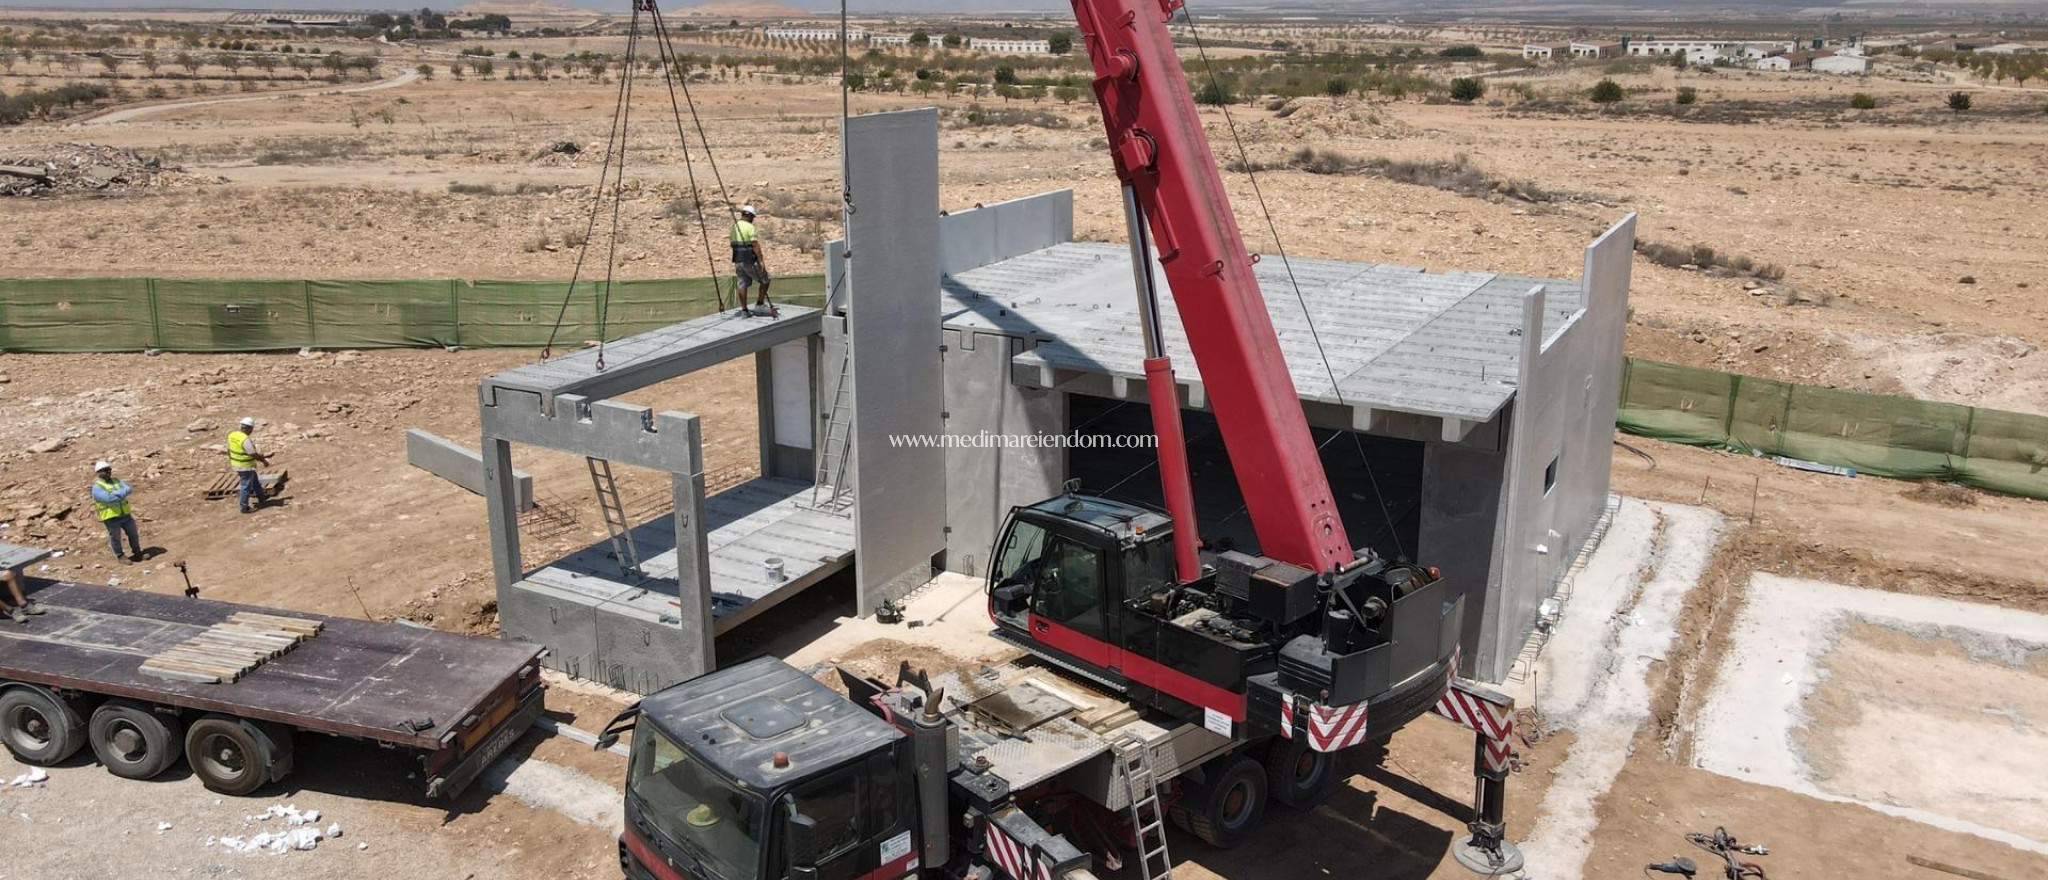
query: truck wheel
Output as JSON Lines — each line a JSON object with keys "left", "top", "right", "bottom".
{"left": 1264, "top": 737, "right": 1340, "bottom": 808}
{"left": 0, "top": 685, "right": 88, "bottom": 766}
{"left": 1168, "top": 756, "right": 1267, "bottom": 848}
{"left": 89, "top": 700, "right": 185, "bottom": 780}
{"left": 185, "top": 715, "right": 287, "bottom": 796}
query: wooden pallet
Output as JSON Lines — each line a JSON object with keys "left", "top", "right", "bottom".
{"left": 139, "top": 612, "right": 323, "bottom": 684}
{"left": 201, "top": 471, "right": 288, "bottom": 501}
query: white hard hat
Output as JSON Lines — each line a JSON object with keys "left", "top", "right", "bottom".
{"left": 240, "top": 416, "right": 256, "bottom": 428}
{"left": 740, "top": 204, "right": 757, "bottom": 216}
{"left": 93, "top": 460, "right": 112, "bottom": 472}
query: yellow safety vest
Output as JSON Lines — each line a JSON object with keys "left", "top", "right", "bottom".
{"left": 228, "top": 430, "right": 257, "bottom": 469}
{"left": 730, "top": 220, "right": 759, "bottom": 262}
{"left": 93, "top": 478, "right": 131, "bottom": 521}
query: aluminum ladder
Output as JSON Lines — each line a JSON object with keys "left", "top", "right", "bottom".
{"left": 586, "top": 457, "right": 642, "bottom": 578}
{"left": 1112, "top": 736, "right": 1172, "bottom": 880}
{"left": 809, "top": 343, "right": 855, "bottom": 511}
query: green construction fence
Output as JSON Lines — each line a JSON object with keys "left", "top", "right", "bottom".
{"left": 0, "top": 275, "right": 827, "bottom": 353}
{"left": 1618, "top": 358, "right": 2048, "bottom": 501}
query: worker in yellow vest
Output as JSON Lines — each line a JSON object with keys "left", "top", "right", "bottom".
{"left": 731, "top": 205, "right": 777, "bottom": 318}
{"left": 89, "top": 460, "right": 143, "bottom": 563}
{"left": 227, "top": 416, "right": 273, "bottom": 514}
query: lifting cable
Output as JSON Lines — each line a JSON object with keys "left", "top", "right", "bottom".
{"left": 541, "top": 4, "right": 643, "bottom": 364}
{"left": 647, "top": 0, "right": 745, "bottom": 313}
{"left": 541, "top": 0, "right": 748, "bottom": 367}
{"left": 1179, "top": 4, "right": 1409, "bottom": 562}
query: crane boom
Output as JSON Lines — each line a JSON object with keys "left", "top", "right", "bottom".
{"left": 1069, "top": 0, "right": 1351, "bottom": 573}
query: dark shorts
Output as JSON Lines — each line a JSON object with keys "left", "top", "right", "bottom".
{"left": 735, "top": 262, "right": 772, "bottom": 290}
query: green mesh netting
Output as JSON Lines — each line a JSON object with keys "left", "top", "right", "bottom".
{"left": 1618, "top": 358, "right": 2047, "bottom": 500}
{"left": 0, "top": 274, "right": 826, "bottom": 352}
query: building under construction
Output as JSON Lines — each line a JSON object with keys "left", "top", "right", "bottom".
{"left": 481, "top": 108, "right": 1634, "bottom": 691}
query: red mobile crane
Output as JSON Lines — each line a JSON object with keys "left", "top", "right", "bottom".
{"left": 602, "top": 2, "right": 1522, "bottom": 879}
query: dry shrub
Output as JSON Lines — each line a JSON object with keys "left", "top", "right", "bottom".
{"left": 1903, "top": 480, "right": 1977, "bottom": 508}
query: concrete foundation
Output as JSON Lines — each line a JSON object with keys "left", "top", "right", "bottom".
{"left": 406, "top": 428, "right": 533, "bottom": 511}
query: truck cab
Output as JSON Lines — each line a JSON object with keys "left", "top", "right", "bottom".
{"left": 615, "top": 657, "right": 918, "bottom": 880}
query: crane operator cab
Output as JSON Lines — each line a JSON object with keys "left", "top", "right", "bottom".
{"left": 986, "top": 490, "right": 1466, "bottom": 745}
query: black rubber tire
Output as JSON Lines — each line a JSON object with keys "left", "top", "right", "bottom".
{"left": 1263, "top": 736, "right": 1341, "bottom": 809}
{"left": 1167, "top": 756, "right": 1268, "bottom": 848}
{"left": 88, "top": 700, "right": 184, "bottom": 780}
{"left": 184, "top": 715, "right": 284, "bottom": 796}
{"left": 0, "top": 685, "right": 88, "bottom": 766}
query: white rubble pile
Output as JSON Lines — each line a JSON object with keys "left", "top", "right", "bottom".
{"left": 205, "top": 803, "right": 346, "bottom": 855}
{"left": 8, "top": 767, "right": 49, "bottom": 787}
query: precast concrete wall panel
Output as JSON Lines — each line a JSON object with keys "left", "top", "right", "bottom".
{"left": 938, "top": 191, "right": 1075, "bottom": 277}
{"left": 846, "top": 109, "right": 947, "bottom": 611}
{"left": 1483, "top": 214, "right": 1635, "bottom": 680}
{"left": 940, "top": 329, "right": 1068, "bottom": 576}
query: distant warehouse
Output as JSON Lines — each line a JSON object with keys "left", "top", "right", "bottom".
{"left": 1811, "top": 54, "right": 1873, "bottom": 75}
{"left": 970, "top": 37, "right": 1050, "bottom": 54}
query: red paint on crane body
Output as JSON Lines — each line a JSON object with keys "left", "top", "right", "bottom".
{"left": 1069, "top": 0, "right": 1351, "bottom": 572}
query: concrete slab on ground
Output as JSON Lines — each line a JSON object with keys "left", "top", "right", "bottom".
{"left": 1508, "top": 497, "right": 1724, "bottom": 880}
{"left": 1695, "top": 574, "right": 2048, "bottom": 855}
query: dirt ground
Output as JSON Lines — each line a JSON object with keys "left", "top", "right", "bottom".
{"left": 4, "top": 18, "right": 2047, "bottom": 880}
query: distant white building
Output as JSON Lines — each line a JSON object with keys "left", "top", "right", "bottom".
{"left": 1812, "top": 54, "right": 1873, "bottom": 74}
{"left": 869, "top": 34, "right": 913, "bottom": 47}
{"left": 765, "top": 26, "right": 866, "bottom": 43}
{"left": 1738, "top": 42, "right": 1792, "bottom": 60}
{"left": 1757, "top": 52, "right": 1816, "bottom": 71}
{"left": 1522, "top": 42, "right": 1571, "bottom": 60}
{"left": 1570, "top": 41, "right": 1623, "bottom": 59}
{"left": 1629, "top": 38, "right": 1741, "bottom": 58}
{"left": 969, "top": 37, "right": 1050, "bottom": 54}
{"left": 1980, "top": 43, "right": 2038, "bottom": 55}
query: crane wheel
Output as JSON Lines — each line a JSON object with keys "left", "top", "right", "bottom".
{"left": 0, "top": 685, "right": 89, "bottom": 766}
{"left": 1168, "top": 755, "right": 1268, "bottom": 848}
{"left": 89, "top": 700, "right": 185, "bottom": 780}
{"left": 185, "top": 715, "right": 290, "bottom": 796}
{"left": 1263, "top": 737, "right": 1340, "bottom": 808}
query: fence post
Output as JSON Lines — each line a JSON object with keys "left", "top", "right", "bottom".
{"left": 147, "top": 277, "right": 164, "bottom": 351}
{"left": 1722, "top": 372, "right": 1741, "bottom": 449}
{"left": 1955, "top": 405, "right": 1977, "bottom": 483}
{"left": 449, "top": 279, "right": 462, "bottom": 348}
{"left": 302, "top": 280, "right": 316, "bottom": 349}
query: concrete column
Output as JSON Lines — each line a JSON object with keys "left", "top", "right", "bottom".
{"left": 482, "top": 436, "right": 522, "bottom": 590}
{"left": 671, "top": 460, "right": 714, "bottom": 677}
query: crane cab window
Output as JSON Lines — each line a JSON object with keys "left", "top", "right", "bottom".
{"left": 993, "top": 518, "right": 1109, "bottom": 635}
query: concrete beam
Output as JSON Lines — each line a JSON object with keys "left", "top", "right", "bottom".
{"left": 480, "top": 393, "right": 704, "bottom": 475}
{"left": 480, "top": 307, "right": 821, "bottom": 411}
{"left": 406, "top": 429, "right": 534, "bottom": 511}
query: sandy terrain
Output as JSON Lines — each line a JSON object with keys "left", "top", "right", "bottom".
{"left": 3, "top": 20, "right": 2047, "bottom": 880}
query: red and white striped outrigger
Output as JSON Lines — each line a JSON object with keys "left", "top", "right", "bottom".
{"left": 1276, "top": 665, "right": 1523, "bottom": 875}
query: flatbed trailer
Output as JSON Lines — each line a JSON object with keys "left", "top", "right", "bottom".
{"left": 0, "top": 577, "right": 545, "bottom": 798}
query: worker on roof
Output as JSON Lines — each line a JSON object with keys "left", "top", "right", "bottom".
{"left": 227, "top": 417, "right": 273, "bottom": 514}
{"left": 730, "top": 204, "right": 777, "bottom": 319}
{"left": 1, "top": 569, "right": 44, "bottom": 624}
{"left": 89, "top": 460, "right": 144, "bottom": 564}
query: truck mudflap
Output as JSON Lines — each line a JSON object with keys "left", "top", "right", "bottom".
{"left": 426, "top": 683, "right": 546, "bottom": 799}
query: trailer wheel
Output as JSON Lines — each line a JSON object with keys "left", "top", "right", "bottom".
{"left": 89, "top": 700, "right": 185, "bottom": 780}
{"left": 0, "top": 685, "right": 88, "bottom": 766}
{"left": 1168, "top": 756, "right": 1267, "bottom": 848}
{"left": 185, "top": 716, "right": 288, "bottom": 796}
{"left": 1263, "top": 737, "right": 1340, "bottom": 808}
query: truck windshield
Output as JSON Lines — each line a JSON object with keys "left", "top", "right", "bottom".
{"left": 629, "top": 724, "right": 767, "bottom": 880}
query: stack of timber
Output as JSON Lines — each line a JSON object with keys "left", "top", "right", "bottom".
{"left": 139, "top": 612, "right": 323, "bottom": 684}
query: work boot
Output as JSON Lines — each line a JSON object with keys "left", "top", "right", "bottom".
{"left": 7, "top": 607, "right": 24, "bottom": 624}
{"left": 21, "top": 601, "right": 45, "bottom": 616}
{"left": 734, "top": 306, "right": 753, "bottom": 318}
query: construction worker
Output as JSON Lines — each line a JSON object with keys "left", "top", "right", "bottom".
{"left": 89, "top": 460, "right": 143, "bottom": 563}
{"left": 227, "top": 416, "right": 273, "bottom": 514}
{"left": 0, "top": 569, "right": 44, "bottom": 624}
{"left": 730, "top": 204, "right": 777, "bottom": 318}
